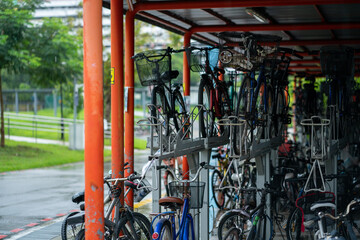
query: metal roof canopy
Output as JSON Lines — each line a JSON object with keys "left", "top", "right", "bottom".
{"left": 103, "top": 0, "right": 360, "bottom": 74}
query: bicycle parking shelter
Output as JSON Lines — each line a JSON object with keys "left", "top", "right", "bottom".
{"left": 82, "top": 0, "right": 360, "bottom": 239}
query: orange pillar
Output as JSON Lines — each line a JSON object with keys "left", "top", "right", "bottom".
{"left": 110, "top": 0, "right": 124, "bottom": 204}
{"left": 182, "top": 31, "right": 192, "bottom": 180}
{"left": 83, "top": 0, "right": 104, "bottom": 239}
{"left": 124, "top": 11, "right": 135, "bottom": 208}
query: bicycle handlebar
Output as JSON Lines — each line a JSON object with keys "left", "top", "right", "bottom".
{"left": 157, "top": 161, "right": 215, "bottom": 183}
{"left": 278, "top": 47, "right": 304, "bottom": 59}
{"left": 323, "top": 199, "right": 360, "bottom": 220}
{"left": 132, "top": 47, "right": 186, "bottom": 61}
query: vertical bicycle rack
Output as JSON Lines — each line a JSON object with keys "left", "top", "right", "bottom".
{"left": 300, "top": 116, "right": 330, "bottom": 193}
{"left": 137, "top": 104, "right": 230, "bottom": 240}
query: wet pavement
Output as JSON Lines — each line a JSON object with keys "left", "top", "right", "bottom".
{"left": 0, "top": 149, "right": 153, "bottom": 239}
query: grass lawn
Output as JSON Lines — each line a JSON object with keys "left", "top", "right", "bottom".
{"left": 0, "top": 140, "right": 112, "bottom": 172}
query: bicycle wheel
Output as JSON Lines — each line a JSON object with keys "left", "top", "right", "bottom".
{"left": 164, "top": 169, "right": 175, "bottom": 196}
{"left": 75, "top": 229, "right": 84, "bottom": 240}
{"left": 151, "top": 86, "right": 169, "bottom": 136}
{"left": 217, "top": 211, "right": 250, "bottom": 240}
{"left": 223, "top": 227, "right": 241, "bottom": 240}
{"left": 61, "top": 212, "right": 84, "bottom": 240}
{"left": 234, "top": 75, "right": 252, "bottom": 155}
{"left": 286, "top": 207, "right": 302, "bottom": 240}
{"left": 253, "top": 81, "right": 267, "bottom": 142}
{"left": 158, "top": 220, "right": 172, "bottom": 240}
{"left": 198, "top": 78, "right": 215, "bottom": 137}
{"left": 114, "top": 212, "right": 151, "bottom": 240}
{"left": 173, "top": 89, "right": 188, "bottom": 134}
{"left": 274, "top": 89, "right": 286, "bottom": 137}
{"left": 211, "top": 169, "right": 225, "bottom": 208}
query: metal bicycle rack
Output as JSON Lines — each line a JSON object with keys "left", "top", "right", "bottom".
{"left": 301, "top": 116, "right": 330, "bottom": 193}
{"left": 137, "top": 104, "right": 230, "bottom": 240}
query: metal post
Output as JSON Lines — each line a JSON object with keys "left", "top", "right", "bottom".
{"left": 83, "top": 0, "right": 104, "bottom": 239}
{"left": 142, "top": 89, "right": 146, "bottom": 117}
{"left": 33, "top": 91, "right": 37, "bottom": 115}
{"left": 73, "top": 79, "right": 77, "bottom": 150}
{"left": 15, "top": 91, "right": 18, "bottom": 114}
{"left": 199, "top": 150, "right": 211, "bottom": 240}
{"left": 111, "top": 0, "right": 124, "bottom": 208}
{"left": 124, "top": 11, "right": 135, "bottom": 208}
{"left": 53, "top": 91, "right": 57, "bottom": 117}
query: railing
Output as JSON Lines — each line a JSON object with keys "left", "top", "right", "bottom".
{"left": 3, "top": 112, "right": 112, "bottom": 142}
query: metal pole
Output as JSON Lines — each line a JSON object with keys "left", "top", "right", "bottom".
{"left": 73, "top": 79, "right": 77, "bottom": 150}
{"left": 83, "top": 0, "right": 104, "bottom": 239}
{"left": 53, "top": 90, "right": 57, "bottom": 117}
{"left": 33, "top": 91, "right": 37, "bottom": 115}
{"left": 142, "top": 89, "right": 146, "bottom": 117}
{"left": 15, "top": 91, "right": 18, "bottom": 114}
{"left": 124, "top": 10, "right": 135, "bottom": 209}
{"left": 60, "top": 84, "right": 64, "bottom": 140}
{"left": 111, "top": 0, "right": 124, "bottom": 207}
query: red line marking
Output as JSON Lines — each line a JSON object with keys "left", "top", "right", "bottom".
{"left": 56, "top": 213, "right": 66, "bottom": 217}
{"left": 40, "top": 218, "right": 52, "bottom": 222}
{"left": 0, "top": 235, "right": 8, "bottom": 239}
{"left": 10, "top": 228, "right": 24, "bottom": 233}
{"left": 26, "top": 223, "right": 39, "bottom": 227}
{"left": 69, "top": 209, "right": 79, "bottom": 213}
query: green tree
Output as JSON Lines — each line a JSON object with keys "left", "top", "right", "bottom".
{"left": 0, "top": 0, "right": 42, "bottom": 147}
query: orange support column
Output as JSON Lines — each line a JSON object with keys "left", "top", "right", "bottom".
{"left": 110, "top": 0, "right": 124, "bottom": 204}
{"left": 182, "top": 31, "right": 192, "bottom": 180}
{"left": 83, "top": 0, "right": 104, "bottom": 239}
{"left": 124, "top": 11, "right": 135, "bottom": 208}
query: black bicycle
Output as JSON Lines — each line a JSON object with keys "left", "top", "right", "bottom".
{"left": 133, "top": 47, "right": 188, "bottom": 137}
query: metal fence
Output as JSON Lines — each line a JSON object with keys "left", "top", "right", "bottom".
{"left": 3, "top": 112, "right": 111, "bottom": 145}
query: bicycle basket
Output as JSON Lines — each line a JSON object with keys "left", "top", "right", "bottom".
{"left": 185, "top": 48, "right": 207, "bottom": 72}
{"left": 320, "top": 46, "right": 354, "bottom": 76}
{"left": 134, "top": 49, "right": 170, "bottom": 86}
{"left": 168, "top": 181, "right": 205, "bottom": 209}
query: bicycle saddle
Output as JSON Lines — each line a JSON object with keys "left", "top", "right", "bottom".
{"left": 310, "top": 200, "right": 336, "bottom": 212}
{"left": 160, "top": 70, "right": 179, "bottom": 80}
{"left": 159, "top": 197, "right": 184, "bottom": 209}
{"left": 72, "top": 191, "right": 85, "bottom": 204}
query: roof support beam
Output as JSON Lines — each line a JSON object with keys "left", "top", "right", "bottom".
{"left": 313, "top": 5, "right": 336, "bottom": 39}
{"left": 133, "top": 0, "right": 359, "bottom": 12}
{"left": 226, "top": 39, "right": 360, "bottom": 46}
{"left": 190, "top": 22, "right": 360, "bottom": 33}
{"left": 202, "top": 9, "right": 235, "bottom": 25}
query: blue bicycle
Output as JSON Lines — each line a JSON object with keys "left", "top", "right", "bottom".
{"left": 151, "top": 162, "right": 214, "bottom": 240}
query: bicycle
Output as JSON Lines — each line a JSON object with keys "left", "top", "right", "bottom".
{"left": 150, "top": 162, "right": 214, "bottom": 240}
{"left": 314, "top": 199, "right": 360, "bottom": 240}
{"left": 61, "top": 172, "right": 151, "bottom": 240}
{"left": 218, "top": 184, "right": 276, "bottom": 240}
{"left": 186, "top": 46, "right": 233, "bottom": 138}
{"left": 133, "top": 47, "right": 188, "bottom": 137}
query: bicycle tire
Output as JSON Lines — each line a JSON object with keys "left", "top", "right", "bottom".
{"left": 211, "top": 169, "right": 225, "bottom": 208}
{"left": 114, "top": 212, "right": 151, "bottom": 240}
{"left": 61, "top": 212, "right": 84, "bottom": 240}
{"left": 286, "top": 207, "right": 302, "bottom": 240}
{"left": 198, "top": 78, "right": 215, "bottom": 137}
{"left": 223, "top": 227, "right": 241, "bottom": 240}
{"left": 151, "top": 86, "right": 169, "bottom": 136}
{"left": 164, "top": 169, "right": 175, "bottom": 196}
{"left": 234, "top": 75, "right": 252, "bottom": 155}
{"left": 275, "top": 89, "right": 286, "bottom": 137}
{"left": 217, "top": 211, "right": 249, "bottom": 240}
{"left": 158, "top": 219, "right": 172, "bottom": 240}
{"left": 173, "top": 89, "right": 188, "bottom": 133}
{"left": 74, "top": 229, "right": 84, "bottom": 240}
{"left": 253, "top": 81, "right": 268, "bottom": 142}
